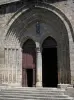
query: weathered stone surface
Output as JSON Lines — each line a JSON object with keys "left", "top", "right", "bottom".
{"left": 0, "top": 0, "right": 73, "bottom": 88}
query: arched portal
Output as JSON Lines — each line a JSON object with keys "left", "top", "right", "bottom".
{"left": 3, "top": 3, "right": 72, "bottom": 87}
{"left": 42, "top": 37, "right": 58, "bottom": 87}
{"left": 22, "top": 39, "right": 36, "bottom": 87}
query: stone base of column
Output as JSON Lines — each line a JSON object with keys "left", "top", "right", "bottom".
{"left": 58, "top": 84, "right": 70, "bottom": 89}
{"left": 36, "top": 82, "right": 42, "bottom": 87}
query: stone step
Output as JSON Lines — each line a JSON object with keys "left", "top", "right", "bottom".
{"left": 4, "top": 87, "right": 64, "bottom": 90}
{"left": 4, "top": 89, "right": 64, "bottom": 92}
{"left": 1, "top": 89, "right": 64, "bottom": 91}
{"left": 1, "top": 87, "right": 64, "bottom": 91}
{"left": 0, "top": 88, "right": 73, "bottom": 100}
{"left": 0, "top": 92, "right": 65, "bottom": 95}
{"left": 0, "top": 94, "right": 69, "bottom": 98}
{"left": 0, "top": 91, "right": 64, "bottom": 94}
{"left": 0, "top": 96, "right": 72, "bottom": 100}
{"left": 2, "top": 89, "right": 65, "bottom": 92}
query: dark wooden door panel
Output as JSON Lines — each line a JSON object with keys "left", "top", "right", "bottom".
{"left": 22, "top": 39, "right": 36, "bottom": 87}
{"left": 22, "top": 52, "right": 35, "bottom": 69}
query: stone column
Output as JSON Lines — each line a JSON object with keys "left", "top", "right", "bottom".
{"left": 6, "top": 48, "right": 9, "bottom": 83}
{"left": 36, "top": 42, "right": 42, "bottom": 87}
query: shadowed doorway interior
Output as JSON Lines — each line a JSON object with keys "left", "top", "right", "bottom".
{"left": 26, "top": 69, "right": 33, "bottom": 87}
{"left": 42, "top": 37, "right": 58, "bottom": 87}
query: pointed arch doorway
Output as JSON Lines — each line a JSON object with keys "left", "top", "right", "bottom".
{"left": 22, "top": 39, "right": 36, "bottom": 87}
{"left": 42, "top": 37, "right": 58, "bottom": 87}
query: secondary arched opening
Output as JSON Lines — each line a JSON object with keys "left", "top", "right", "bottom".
{"left": 42, "top": 36, "right": 58, "bottom": 87}
{"left": 22, "top": 39, "right": 36, "bottom": 87}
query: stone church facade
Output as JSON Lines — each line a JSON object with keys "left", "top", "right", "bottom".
{"left": 0, "top": 0, "right": 74, "bottom": 88}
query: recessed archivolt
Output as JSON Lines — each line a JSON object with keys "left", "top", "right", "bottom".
{"left": 4, "top": 2, "right": 73, "bottom": 41}
{"left": 4, "top": 7, "right": 70, "bottom": 47}
{"left": 4, "top": 2, "right": 74, "bottom": 50}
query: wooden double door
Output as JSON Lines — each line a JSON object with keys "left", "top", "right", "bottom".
{"left": 22, "top": 37, "right": 58, "bottom": 87}
{"left": 22, "top": 68, "right": 36, "bottom": 87}
{"left": 22, "top": 39, "right": 36, "bottom": 87}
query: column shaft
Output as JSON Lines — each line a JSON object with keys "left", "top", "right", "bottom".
{"left": 36, "top": 47, "right": 42, "bottom": 87}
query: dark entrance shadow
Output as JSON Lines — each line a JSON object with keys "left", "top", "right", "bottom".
{"left": 42, "top": 48, "right": 58, "bottom": 87}
{"left": 42, "top": 37, "right": 58, "bottom": 87}
{"left": 26, "top": 69, "right": 33, "bottom": 87}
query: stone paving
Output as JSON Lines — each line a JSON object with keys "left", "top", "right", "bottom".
{"left": 65, "top": 88, "right": 74, "bottom": 99}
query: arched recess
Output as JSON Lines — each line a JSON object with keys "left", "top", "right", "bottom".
{"left": 40, "top": 30, "right": 71, "bottom": 84}
{"left": 3, "top": 3, "right": 73, "bottom": 86}
{"left": 42, "top": 36, "right": 58, "bottom": 87}
{"left": 22, "top": 39, "right": 36, "bottom": 87}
